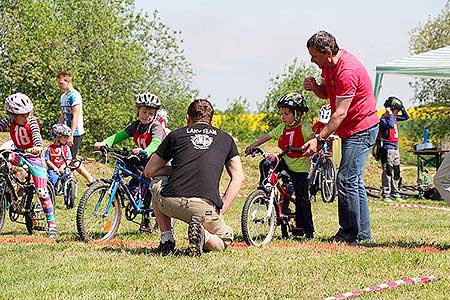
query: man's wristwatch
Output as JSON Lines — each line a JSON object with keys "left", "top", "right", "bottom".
{"left": 316, "top": 135, "right": 326, "bottom": 145}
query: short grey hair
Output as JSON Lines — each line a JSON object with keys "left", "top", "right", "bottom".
{"left": 306, "top": 31, "right": 340, "bottom": 55}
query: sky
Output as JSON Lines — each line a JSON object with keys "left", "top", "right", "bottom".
{"left": 135, "top": 0, "right": 448, "bottom": 111}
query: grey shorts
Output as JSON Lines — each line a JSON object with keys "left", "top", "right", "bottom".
{"left": 154, "top": 195, "right": 234, "bottom": 246}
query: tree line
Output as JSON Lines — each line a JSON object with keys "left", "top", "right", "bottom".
{"left": 1, "top": 0, "right": 448, "bottom": 149}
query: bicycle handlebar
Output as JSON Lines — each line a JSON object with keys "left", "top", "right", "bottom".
{"left": 247, "top": 146, "right": 304, "bottom": 159}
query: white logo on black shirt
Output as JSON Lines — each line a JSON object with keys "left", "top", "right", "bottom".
{"left": 191, "top": 134, "right": 213, "bottom": 150}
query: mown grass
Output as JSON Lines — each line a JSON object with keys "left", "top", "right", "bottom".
{"left": 0, "top": 133, "right": 449, "bottom": 299}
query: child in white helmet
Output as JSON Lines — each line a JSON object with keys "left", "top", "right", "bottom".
{"left": 0, "top": 93, "right": 58, "bottom": 237}
{"left": 45, "top": 123, "right": 73, "bottom": 189}
{"left": 94, "top": 92, "right": 167, "bottom": 233}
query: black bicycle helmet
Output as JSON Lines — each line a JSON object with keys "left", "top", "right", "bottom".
{"left": 277, "top": 92, "right": 309, "bottom": 113}
{"left": 384, "top": 96, "right": 403, "bottom": 110}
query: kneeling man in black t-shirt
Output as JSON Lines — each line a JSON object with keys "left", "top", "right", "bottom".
{"left": 145, "top": 99, "right": 244, "bottom": 256}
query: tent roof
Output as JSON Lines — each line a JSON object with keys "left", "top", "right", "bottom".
{"left": 375, "top": 46, "right": 450, "bottom": 79}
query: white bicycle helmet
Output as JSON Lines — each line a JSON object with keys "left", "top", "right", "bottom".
{"left": 51, "top": 123, "right": 72, "bottom": 138}
{"left": 136, "top": 92, "right": 161, "bottom": 109}
{"left": 5, "top": 93, "right": 34, "bottom": 114}
{"left": 156, "top": 108, "right": 169, "bottom": 125}
{"left": 318, "top": 104, "right": 332, "bottom": 123}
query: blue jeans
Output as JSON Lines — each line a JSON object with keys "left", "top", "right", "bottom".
{"left": 336, "top": 125, "right": 378, "bottom": 242}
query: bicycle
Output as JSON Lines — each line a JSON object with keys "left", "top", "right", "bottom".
{"left": 365, "top": 171, "right": 432, "bottom": 200}
{"left": 308, "top": 141, "right": 337, "bottom": 203}
{"left": 0, "top": 149, "right": 56, "bottom": 234}
{"left": 241, "top": 146, "right": 305, "bottom": 246}
{"left": 76, "top": 146, "right": 154, "bottom": 242}
{"left": 51, "top": 155, "right": 87, "bottom": 209}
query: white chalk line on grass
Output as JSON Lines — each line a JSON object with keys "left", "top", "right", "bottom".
{"left": 322, "top": 276, "right": 438, "bottom": 300}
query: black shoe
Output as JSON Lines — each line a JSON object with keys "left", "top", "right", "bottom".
{"left": 186, "top": 221, "right": 205, "bottom": 257}
{"left": 156, "top": 240, "right": 175, "bottom": 256}
{"left": 305, "top": 232, "right": 315, "bottom": 240}
{"left": 291, "top": 227, "right": 305, "bottom": 237}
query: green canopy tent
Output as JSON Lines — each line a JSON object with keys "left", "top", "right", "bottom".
{"left": 374, "top": 46, "right": 450, "bottom": 100}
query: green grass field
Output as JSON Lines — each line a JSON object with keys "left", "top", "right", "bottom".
{"left": 0, "top": 134, "right": 449, "bottom": 299}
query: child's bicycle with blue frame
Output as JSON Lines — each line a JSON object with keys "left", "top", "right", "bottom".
{"left": 49, "top": 156, "right": 86, "bottom": 209}
{"left": 76, "top": 146, "right": 153, "bottom": 242}
{"left": 0, "top": 149, "right": 55, "bottom": 234}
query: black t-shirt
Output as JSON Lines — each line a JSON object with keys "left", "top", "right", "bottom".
{"left": 156, "top": 123, "right": 239, "bottom": 208}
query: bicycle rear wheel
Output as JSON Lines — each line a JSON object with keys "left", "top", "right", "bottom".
{"left": 76, "top": 181, "right": 121, "bottom": 242}
{"left": 241, "top": 190, "right": 276, "bottom": 246}
{"left": 365, "top": 186, "right": 382, "bottom": 198}
{"left": 320, "top": 156, "right": 336, "bottom": 203}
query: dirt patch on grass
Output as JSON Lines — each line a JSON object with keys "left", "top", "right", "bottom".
{"left": 0, "top": 236, "right": 445, "bottom": 253}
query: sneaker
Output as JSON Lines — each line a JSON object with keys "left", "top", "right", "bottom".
{"left": 47, "top": 226, "right": 58, "bottom": 238}
{"left": 155, "top": 240, "right": 175, "bottom": 256}
{"left": 291, "top": 227, "right": 305, "bottom": 237}
{"left": 186, "top": 220, "right": 205, "bottom": 257}
{"left": 382, "top": 196, "right": 393, "bottom": 203}
{"left": 305, "top": 232, "right": 315, "bottom": 240}
{"left": 328, "top": 234, "right": 359, "bottom": 245}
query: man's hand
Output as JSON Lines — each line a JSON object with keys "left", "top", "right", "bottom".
{"left": 304, "top": 77, "right": 319, "bottom": 91}
{"left": 265, "top": 153, "right": 278, "bottom": 162}
{"left": 301, "top": 139, "right": 318, "bottom": 157}
{"left": 67, "top": 135, "right": 74, "bottom": 147}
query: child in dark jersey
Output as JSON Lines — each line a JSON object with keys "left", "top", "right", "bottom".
{"left": 0, "top": 93, "right": 57, "bottom": 237}
{"left": 94, "top": 92, "right": 165, "bottom": 232}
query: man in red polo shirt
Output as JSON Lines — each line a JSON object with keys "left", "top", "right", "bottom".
{"left": 301, "top": 31, "right": 379, "bottom": 244}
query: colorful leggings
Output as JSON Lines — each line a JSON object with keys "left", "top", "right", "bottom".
{"left": 9, "top": 154, "right": 56, "bottom": 227}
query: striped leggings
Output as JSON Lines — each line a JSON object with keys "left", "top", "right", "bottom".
{"left": 9, "top": 154, "right": 56, "bottom": 227}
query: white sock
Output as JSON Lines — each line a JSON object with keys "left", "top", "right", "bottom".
{"left": 204, "top": 229, "right": 210, "bottom": 243}
{"left": 161, "top": 230, "right": 174, "bottom": 243}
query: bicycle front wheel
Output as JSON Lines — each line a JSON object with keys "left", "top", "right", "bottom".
{"left": 0, "top": 182, "right": 7, "bottom": 234}
{"left": 76, "top": 181, "right": 121, "bottom": 242}
{"left": 65, "top": 180, "right": 77, "bottom": 209}
{"left": 320, "top": 156, "right": 336, "bottom": 203}
{"left": 25, "top": 185, "right": 54, "bottom": 234}
{"left": 241, "top": 190, "right": 276, "bottom": 246}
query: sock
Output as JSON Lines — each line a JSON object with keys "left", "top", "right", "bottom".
{"left": 204, "top": 229, "right": 210, "bottom": 243}
{"left": 161, "top": 230, "right": 174, "bottom": 243}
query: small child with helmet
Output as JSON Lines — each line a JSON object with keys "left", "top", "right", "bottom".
{"left": 245, "top": 92, "right": 315, "bottom": 239}
{"left": 379, "top": 96, "right": 409, "bottom": 202}
{"left": 94, "top": 92, "right": 166, "bottom": 233}
{"left": 0, "top": 93, "right": 58, "bottom": 237}
{"left": 45, "top": 123, "right": 73, "bottom": 189}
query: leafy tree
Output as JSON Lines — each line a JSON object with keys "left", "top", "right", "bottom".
{"left": 259, "top": 58, "right": 322, "bottom": 129}
{"left": 0, "top": 0, "right": 196, "bottom": 153}
{"left": 409, "top": 1, "right": 450, "bottom": 106}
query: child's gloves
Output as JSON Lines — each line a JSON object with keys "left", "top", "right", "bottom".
{"left": 265, "top": 153, "right": 278, "bottom": 162}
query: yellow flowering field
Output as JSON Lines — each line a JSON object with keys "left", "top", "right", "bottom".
{"left": 213, "top": 113, "right": 269, "bottom": 132}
